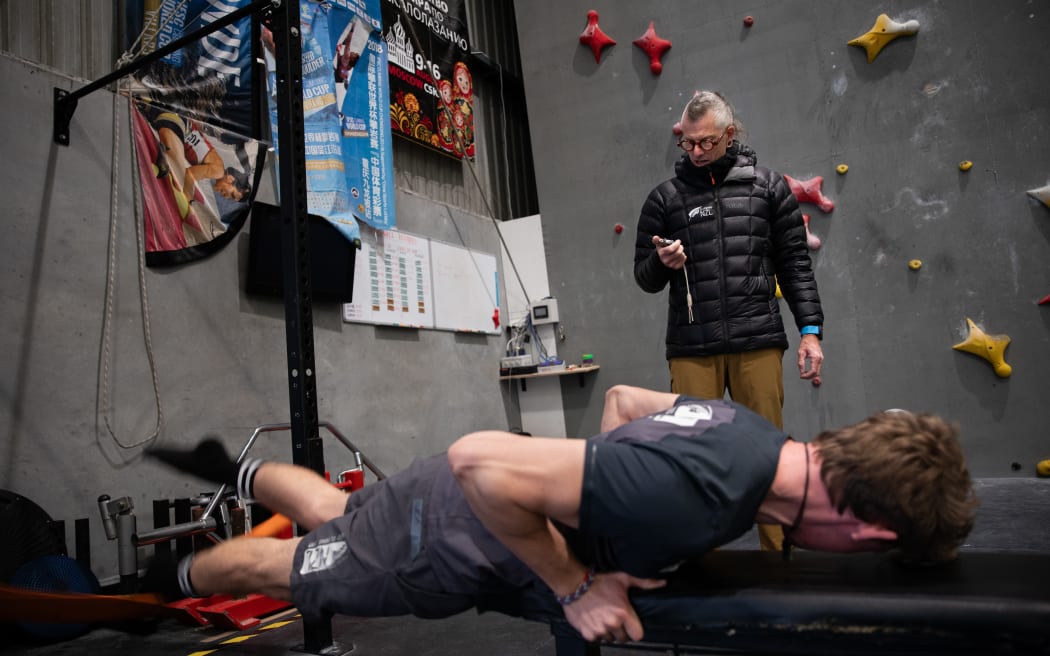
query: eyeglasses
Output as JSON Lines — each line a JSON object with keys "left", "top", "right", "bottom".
{"left": 677, "top": 127, "right": 729, "bottom": 152}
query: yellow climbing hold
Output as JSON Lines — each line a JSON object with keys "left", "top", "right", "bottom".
{"left": 908, "top": 259, "right": 922, "bottom": 271}
{"left": 959, "top": 160, "right": 973, "bottom": 171}
{"left": 952, "top": 317, "right": 1012, "bottom": 378}
{"left": 848, "top": 14, "right": 920, "bottom": 63}
{"left": 836, "top": 164, "right": 849, "bottom": 174}
{"left": 1037, "top": 459, "right": 1050, "bottom": 477}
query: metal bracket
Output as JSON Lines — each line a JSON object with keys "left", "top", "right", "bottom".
{"left": 53, "top": 87, "right": 77, "bottom": 146}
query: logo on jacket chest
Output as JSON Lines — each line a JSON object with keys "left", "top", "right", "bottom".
{"left": 688, "top": 205, "right": 715, "bottom": 221}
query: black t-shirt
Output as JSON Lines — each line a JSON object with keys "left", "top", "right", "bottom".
{"left": 559, "top": 396, "right": 788, "bottom": 577}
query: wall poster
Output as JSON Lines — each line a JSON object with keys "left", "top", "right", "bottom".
{"left": 262, "top": 0, "right": 396, "bottom": 244}
{"left": 126, "top": 0, "right": 264, "bottom": 267}
{"left": 382, "top": 0, "right": 475, "bottom": 159}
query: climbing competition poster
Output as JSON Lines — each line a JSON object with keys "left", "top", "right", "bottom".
{"left": 382, "top": 0, "right": 475, "bottom": 159}
{"left": 262, "top": 0, "right": 396, "bottom": 243}
{"left": 125, "top": 0, "right": 264, "bottom": 266}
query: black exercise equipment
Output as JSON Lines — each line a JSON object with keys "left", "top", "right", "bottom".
{"left": 515, "top": 550, "right": 1050, "bottom": 655}
{"left": 0, "top": 490, "right": 66, "bottom": 584}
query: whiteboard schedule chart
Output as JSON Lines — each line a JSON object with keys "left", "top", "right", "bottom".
{"left": 343, "top": 228, "right": 500, "bottom": 335}
{"left": 343, "top": 230, "right": 435, "bottom": 329}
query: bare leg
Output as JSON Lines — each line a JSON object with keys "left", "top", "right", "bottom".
{"left": 150, "top": 439, "right": 350, "bottom": 531}
{"left": 157, "top": 127, "right": 190, "bottom": 191}
{"left": 188, "top": 535, "right": 301, "bottom": 599}
{"left": 600, "top": 385, "right": 680, "bottom": 432}
{"left": 252, "top": 461, "right": 351, "bottom": 531}
{"left": 148, "top": 441, "right": 348, "bottom": 600}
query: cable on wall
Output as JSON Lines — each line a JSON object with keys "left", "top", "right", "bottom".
{"left": 96, "top": 86, "right": 165, "bottom": 451}
{"left": 94, "top": 0, "right": 215, "bottom": 452}
{"left": 93, "top": 3, "right": 198, "bottom": 451}
{"left": 394, "top": 10, "right": 536, "bottom": 322}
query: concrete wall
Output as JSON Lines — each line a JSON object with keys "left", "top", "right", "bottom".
{"left": 0, "top": 53, "right": 512, "bottom": 582}
{"left": 4, "top": 0, "right": 1050, "bottom": 584}
{"left": 514, "top": 2, "right": 1050, "bottom": 468}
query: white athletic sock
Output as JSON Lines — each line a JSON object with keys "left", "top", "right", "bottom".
{"left": 237, "top": 457, "right": 264, "bottom": 503}
{"left": 176, "top": 554, "right": 203, "bottom": 598}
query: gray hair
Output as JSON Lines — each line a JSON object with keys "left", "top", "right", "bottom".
{"left": 681, "top": 90, "right": 738, "bottom": 133}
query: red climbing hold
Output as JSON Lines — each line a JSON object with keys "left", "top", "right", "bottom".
{"left": 579, "top": 10, "right": 616, "bottom": 64}
{"left": 784, "top": 175, "right": 835, "bottom": 213}
{"left": 633, "top": 21, "right": 672, "bottom": 75}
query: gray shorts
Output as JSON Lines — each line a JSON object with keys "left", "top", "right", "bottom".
{"left": 290, "top": 454, "right": 531, "bottom": 621}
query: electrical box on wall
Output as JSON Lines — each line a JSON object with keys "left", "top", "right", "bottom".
{"left": 530, "top": 298, "right": 559, "bottom": 325}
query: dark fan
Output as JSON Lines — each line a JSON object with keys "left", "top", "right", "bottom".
{"left": 0, "top": 489, "right": 67, "bottom": 583}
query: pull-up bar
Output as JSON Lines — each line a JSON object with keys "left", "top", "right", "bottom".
{"left": 52, "top": 0, "right": 275, "bottom": 146}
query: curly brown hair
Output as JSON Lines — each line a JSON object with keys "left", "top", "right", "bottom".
{"left": 813, "top": 411, "right": 977, "bottom": 563}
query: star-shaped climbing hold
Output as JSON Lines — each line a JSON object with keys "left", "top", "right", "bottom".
{"left": 848, "top": 14, "right": 919, "bottom": 63}
{"left": 952, "top": 317, "right": 1012, "bottom": 378}
{"left": 784, "top": 175, "right": 835, "bottom": 213}
{"left": 579, "top": 10, "right": 616, "bottom": 64}
{"left": 1027, "top": 183, "right": 1050, "bottom": 208}
{"left": 633, "top": 21, "right": 672, "bottom": 75}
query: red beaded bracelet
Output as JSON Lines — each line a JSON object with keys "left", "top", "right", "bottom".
{"left": 555, "top": 567, "right": 597, "bottom": 606}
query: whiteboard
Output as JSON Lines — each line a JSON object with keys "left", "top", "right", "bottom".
{"left": 498, "top": 214, "right": 550, "bottom": 326}
{"left": 343, "top": 229, "right": 435, "bottom": 328}
{"left": 430, "top": 239, "right": 501, "bottom": 334}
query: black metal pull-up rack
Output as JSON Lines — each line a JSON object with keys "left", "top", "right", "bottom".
{"left": 53, "top": 1, "right": 344, "bottom": 652}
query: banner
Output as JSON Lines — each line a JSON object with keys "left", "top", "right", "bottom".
{"left": 125, "top": 0, "right": 264, "bottom": 266}
{"left": 381, "top": 0, "right": 475, "bottom": 159}
{"left": 330, "top": 0, "right": 396, "bottom": 232}
{"left": 130, "top": 0, "right": 257, "bottom": 140}
{"left": 262, "top": 0, "right": 395, "bottom": 241}
{"left": 132, "top": 101, "right": 262, "bottom": 264}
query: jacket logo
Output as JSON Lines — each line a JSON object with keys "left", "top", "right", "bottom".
{"left": 688, "top": 205, "right": 714, "bottom": 220}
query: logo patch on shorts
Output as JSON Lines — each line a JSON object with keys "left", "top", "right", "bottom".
{"left": 655, "top": 403, "right": 713, "bottom": 426}
{"left": 299, "top": 536, "right": 349, "bottom": 575}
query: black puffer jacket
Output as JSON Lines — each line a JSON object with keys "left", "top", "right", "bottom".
{"left": 634, "top": 144, "right": 822, "bottom": 359}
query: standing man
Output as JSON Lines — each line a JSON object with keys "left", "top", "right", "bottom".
{"left": 634, "top": 91, "right": 824, "bottom": 552}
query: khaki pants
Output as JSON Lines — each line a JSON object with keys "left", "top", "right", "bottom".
{"left": 669, "top": 348, "right": 785, "bottom": 552}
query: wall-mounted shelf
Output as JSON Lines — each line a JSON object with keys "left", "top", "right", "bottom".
{"left": 500, "top": 364, "right": 599, "bottom": 391}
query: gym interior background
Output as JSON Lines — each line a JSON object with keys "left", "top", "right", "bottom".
{"left": 2, "top": 0, "right": 1048, "bottom": 605}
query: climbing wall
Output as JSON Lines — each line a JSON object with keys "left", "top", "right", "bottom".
{"left": 514, "top": 1, "right": 1050, "bottom": 475}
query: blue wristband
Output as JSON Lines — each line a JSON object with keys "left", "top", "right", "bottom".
{"left": 555, "top": 567, "right": 597, "bottom": 606}
{"left": 800, "top": 325, "right": 821, "bottom": 337}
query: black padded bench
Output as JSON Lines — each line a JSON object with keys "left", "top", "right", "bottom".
{"left": 523, "top": 550, "right": 1050, "bottom": 655}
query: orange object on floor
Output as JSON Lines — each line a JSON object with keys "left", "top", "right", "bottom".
{"left": 0, "top": 583, "right": 174, "bottom": 624}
